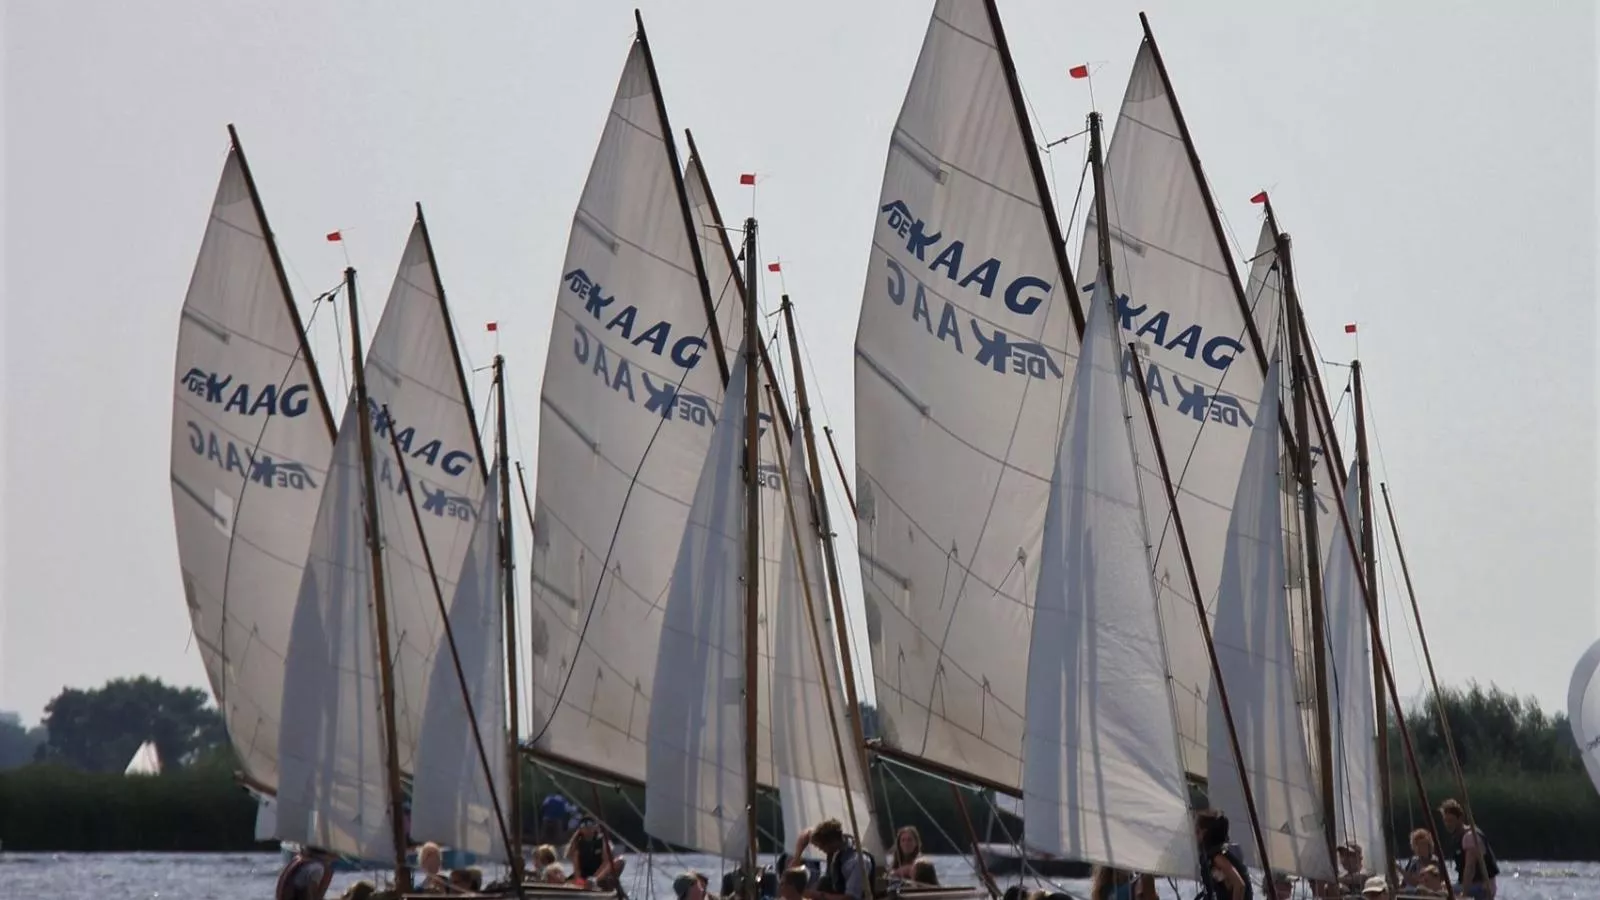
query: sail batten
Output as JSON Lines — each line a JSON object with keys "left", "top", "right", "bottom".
{"left": 854, "top": 0, "right": 1081, "bottom": 793}
{"left": 170, "top": 137, "right": 336, "bottom": 796}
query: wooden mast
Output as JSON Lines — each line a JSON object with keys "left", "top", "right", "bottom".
{"left": 1351, "top": 360, "right": 1396, "bottom": 885}
{"left": 346, "top": 267, "right": 411, "bottom": 890}
{"left": 1279, "top": 233, "right": 1340, "bottom": 874}
{"left": 740, "top": 217, "right": 761, "bottom": 894}
{"left": 496, "top": 355, "right": 526, "bottom": 880}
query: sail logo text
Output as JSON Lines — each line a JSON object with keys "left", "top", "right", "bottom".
{"left": 367, "top": 400, "right": 475, "bottom": 479}
{"left": 573, "top": 322, "right": 718, "bottom": 429}
{"left": 1082, "top": 283, "right": 1244, "bottom": 374}
{"left": 879, "top": 200, "right": 1054, "bottom": 316}
{"left": 181, "top": 368, "right": 310, "bottom": 418}
{"left": 185, "top": 421, "right": 318, "bottom": 490}
{"left": 880, "top": 258, "right": 1064, "bottom": 382}
{"left": 1121, "top": 348, "right": 1253, "bottom": 430}
{"left": 565, "top": 268, "right": 706, "bottom": 371}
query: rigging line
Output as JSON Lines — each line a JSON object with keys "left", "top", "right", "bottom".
{"left": 525, "top": 309, "right": 726, "bottom": 745}
{"left": 879, "top": 759, "right": 991, "bottom": 887}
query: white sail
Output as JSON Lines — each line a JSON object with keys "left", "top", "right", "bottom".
{"left": 1323, "top": 463, "right": 1385, "bottom": 875}
{"left": 854, "top": 0, "right": 1079, "bottom": 791}
{"left": 254, "top": 793, "right": 279, "bottom": 842}
{"left": 1204, "top": 363, "right": 1332, "bottom": 881}
{"left": 124, "top": 740, "right": 162, "bottom": 776}
{"left": 360, "top": 216, "right": 487, "bottom": 774}
{"left": 1083, "top": 41, "right": 1274, "bottom": 783}
{"left": 1568, "top": 637, "right": 1600, "bottom": 796}
{"left": 527, "top": 38, "right": 726, "bottom": 785}
{"left": 684, "top": 152, "right": 746, "bottom": 379}
{"left": 1020, "top": 282, "right": 1193, "bottom": 876}
{"left": 773, "top": 422, "right": 882, "bottom": 855}
{"left": 410, "top": 466, "right": 508, "bottom": 861}
{"left": 645, "top": 342, "right": 754, "bottom": 859}
{"left": 277, "top": 393, "right": 393, "bottom": 860}
{"left": 170, "top": 142, "right": 334, "bottom": 795}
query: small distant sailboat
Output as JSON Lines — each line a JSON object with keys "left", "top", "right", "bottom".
{"left": 124, "top": 740, "right": 162, "bottom": 777}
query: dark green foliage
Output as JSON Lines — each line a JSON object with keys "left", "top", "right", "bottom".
{"left": 0, "top": 715, "right": 47, "bottom": 770}
{"left": 0, "top": 764, "right": 256, "bottom": 851}
{"left": 40, "top": 677, "right": 228, "bottom": 773}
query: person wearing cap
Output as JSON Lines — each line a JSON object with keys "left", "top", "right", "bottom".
{"left": 1359, "top": 875, "right": 1390, "bottom": 899}
{"left": 1336, "top": 841, "right": 1372, "bottom": 894}
{"left": 674, "top": 871, "right": 710, "bottom": 900}
{"left": 1259, "top": 870, "right": 1293, "bottom": 900}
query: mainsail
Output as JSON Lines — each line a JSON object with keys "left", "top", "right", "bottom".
{"left": 1322, "top": 463, "right": 1385, "bottom": 875}
{"left": 1078, "top": 34, "right": 1269, "bottom": 780}
{"left": 527, "top": 35, "right": 724, "bottom": 786}
{"left": 1567, "top": 637, "right": 1600, "bottom": 796}
{"left": 170, "top": 133, "right": 335, "bottom": 796}
{"left": 854, "top": 0, "right": 1079, "bottom": 792}
{"left": 359, "top": 213, "right": 488, "bottom": 774}
{"left": 1020, "top": 282, "right": 1192, "bottom": 875}
{"left": 1204, "top": 363, "right": 1332, "bottom": 881}
{"left": 410, "top": 466, "right": 508, "bottom": 861}
{"left": 645, "top": 342, "right": 756, "bottom": 859}
{"left": 772, "top": 422, "right": 881, "bottom": 854}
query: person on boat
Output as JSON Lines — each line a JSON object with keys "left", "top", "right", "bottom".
{"left": 541, "top": 793, "right": 575, "bottom": 846}
{"left": 418, "top": 842, "right": 449, "bottom": 893}
{"left": 449, "top": 868, "right": 484, "bottom": 893}
{"left": 909, "top": 860, "right": 939, "bottom": 887}
{"left": 533, "top": 844, "right": 561, "bottom": 873}
{"left": 674, "top": 870, "right": 711, "bottom": 900}
{"left": 567, "top": 815, "right": 625, "bottom": 889}
{"left": 1260, "top": 869, "right": 1293, "bottom": 900}
{"left": 276, "top": 846, "right": 337, "bottom": 900}
{"left": 780, "top": 868, "right": 813, "bottom": 900}
{"left": 1194, "top": 809, "right": 1251, "bottom": 900}
{"left": 1359, "top": 875, "right": 1390, "bottom": 900}
{"left": 1439, "top": 798, "right": 1498, "bottom": 898}
{"left": 888, "top": 826, "right": 922, "bottom": 879}
{"left": 797, "top": 818, "right": 872, "bottom": 900}
{"left": 1089, "top": 865, "right": 1156, "bottom": 900}
{"left": 1337, "top": 841, "right": 1372, "bottom": 894}
{"left": 1400, "top": 828, "right": 1435, "bottom": 889}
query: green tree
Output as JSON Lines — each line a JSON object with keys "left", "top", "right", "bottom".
{"left": 0, "top": 714, "right": 47, "bottom": 770}
{"left": 41, "top": 677, "right": 227, "bottom": 773}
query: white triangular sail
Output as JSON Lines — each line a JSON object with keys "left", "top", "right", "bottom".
{"left": 360, "top": 217, "right": 488, "bottom": 774}
{"left": 527, "top": 38, "right": 726, "bottom": 785}
{"left": 645, "top": 343, "right": 754, "bottom": 859}
{"left": 773, "top": 423, "right": 882, "bottom": 856}
{"left": 1204, "top": 363, "right": 1332, "bottom": 881}
{"left": 1567, "top": 637, "right": 1600, "bottom": 796}
{"left": 1020, "top": 282, "right": 1193, "bottom": 875}
{"left": 410, "top": 466, "right": 508, "bottom": 861}
{"left": 854, "top": 0, "right": 1079, "bottom": 791}
{"left": 170, "top": 141, "right": 334, "bottom": 795}
{"left": 684, "top": 152, "right": 745, "bottom": 380}
{"left": 124, "top": 740, "right": 163, "bottom": 776}
{"left": 1323, "top": 463, "right": 1385, "bottom": 875}
{"left": 1080, "top": 39, "right": 1269, "bottom": 780}
{"left": 277, "top": 393, "right": 392, "bottom": 859}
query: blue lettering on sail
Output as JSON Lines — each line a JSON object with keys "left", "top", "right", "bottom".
{"left": 879, "top": 201, "right": 1053, "bottom": 316}
{"left": 185, "top": 421, "right": 318, "bottom": 490}
{"left": 881, "top": 258, "right": 1064, "bottom": 382}
{"left": 1082, "top": 283, "right": 1246, "bottom": 374}
{"left": 564, "top": 268, "right": 705, "bottom": 371}
{"left": 180, "top": 367, "right": 310, "bottom": 418}
{"left": 1119, "top": 347, "right": 1254, "bottom": 431}
{"left": 421, "top": 482, "right": 477, "bottom": 522}
{"left": 755, "top": 463, "right": 782, "bottom": 492}
{"left": 367, "top": 401, "right": 474, "bottom": 478}
{"left": 572, "top": 322, "right": 724, "bottom": 431}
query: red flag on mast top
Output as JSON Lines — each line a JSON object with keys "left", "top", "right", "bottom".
{"left": 1069, "top": 64, "right": 1089, "bottom": 79}
{"left": 739, "top": 173, "right": 756, "bottom": 185}
{"left": 326, "top": 230, "right": 343, "bottom": 242}
{"left": 767, "top": 262, "right": 782, "bottom": 273}
{"left": 1250, "top": 191, "right": 1268, "bottom": 205}
{"left": 1344, "top": 323, "right": 1357, "bottom": 334}
{"left": 486, "top": 322, "right": 498, "bottom": 333}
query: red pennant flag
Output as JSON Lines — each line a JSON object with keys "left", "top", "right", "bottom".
{"left": 326, "top": 230, "right": 343, "bottom": 242}
{"left": 767, "top": 262, "right": 782, "bottom": 273}
{"left": 739, "top": 173, "right": 756, "bottom": 185}
{"left": 1344, "top": 323, "right": 1357, "bottom": 334}
{"left": 486, "top": 322, "right": 498, "bottom": 333}
{"left": 1249, "top": 191, "right": 1268, "bottom": 205}
{"left": 1069, "top": 64, "right": 1089, "bottom": 79}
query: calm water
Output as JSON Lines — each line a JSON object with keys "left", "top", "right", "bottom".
{"left": 2, "top": 853, "right": 1595, "bottom": 900}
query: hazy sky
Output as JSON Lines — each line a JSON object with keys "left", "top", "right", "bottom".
{"left": 3, "top": 1, "right": 1595, "bottom": 727}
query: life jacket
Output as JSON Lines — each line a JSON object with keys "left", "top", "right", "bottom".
{"left": 1197, "top": 842, "right": 1253, "bottom": 900}
{"left": 1452, "top": 827, "right": 1500, "bottom": 882}
{"left": 574, "top": 833, "right": 607, "bottom": 878}
{"left": 820, "top": 843, "right": 883, "bottom": 900}
{"left": 275, "top": 854, "right": 321, "bottom": 900}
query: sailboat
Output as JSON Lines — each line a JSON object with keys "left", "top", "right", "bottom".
{"left": 124, "top": 740, "right": 163, "bottom": 777}
{"left": 1568, "top": 639, "right": 1600, "bottom": 797}
{"left": 169, "top": 124, "right": 337, "bottom": 833}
